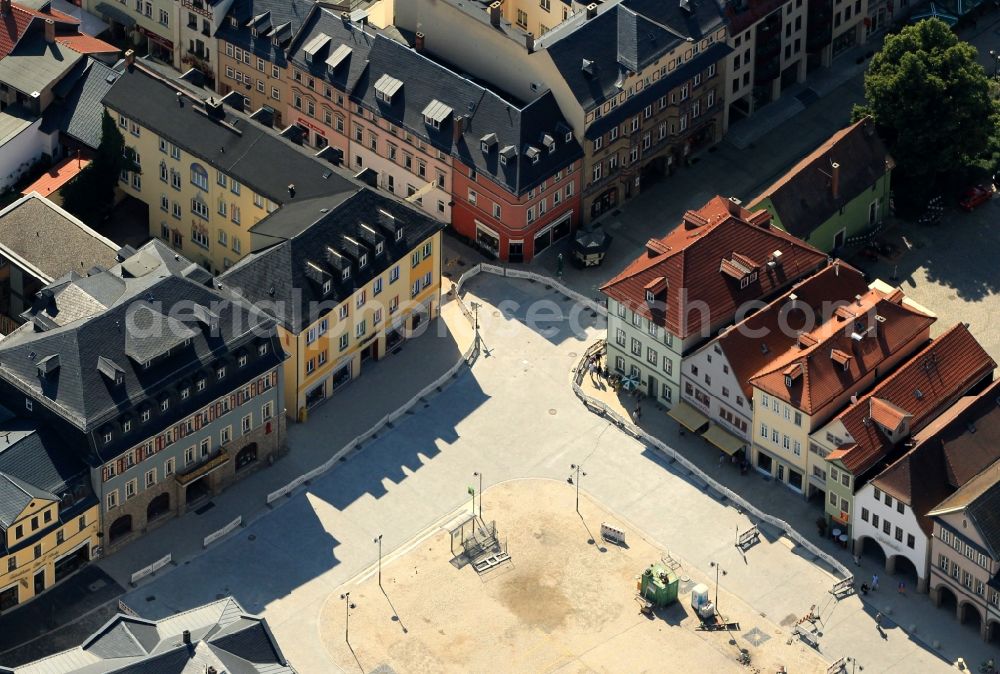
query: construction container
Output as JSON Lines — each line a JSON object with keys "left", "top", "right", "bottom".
{"left": 640, "top": 563, "right": 679, "bottom": 607}
{"left": 691, "top": 583, "right": 710, "bottom": 611}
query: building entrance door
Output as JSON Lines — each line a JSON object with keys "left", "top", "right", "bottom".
{"left": 33, "top": 570, "right": 44, "bottom": 596}
{"left": 647, "top": 374, "right": 657, "bottom": 399}
{"left": 777, "top": 464, "right": 785, "bottom": 483}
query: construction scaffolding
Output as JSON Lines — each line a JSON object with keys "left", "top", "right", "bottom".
{"left": 449, "top": 515, "right": 509, "bottom": 573}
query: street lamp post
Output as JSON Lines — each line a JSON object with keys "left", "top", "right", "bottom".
{"left": 846, "top": 656, "right": 863, "bottom": 673}
{"left": 473, "top": 471, "right": 483, "bottom": 518}
{"left": 709, "top": 561, "right": 727, "bottom": 614}
{"left": 373, "top": 534, "right": 383, "bottom": 589}
{"left": 340, "top": 592, "right": 356, "bottom": 643}
{"left": 470, "top": 301, "right": 481, "bottom": 348}
{"left": 569, "top": 464, "right": 586, "bottom": 514}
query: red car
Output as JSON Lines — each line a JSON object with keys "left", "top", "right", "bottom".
{"left": 959, "top": 185, "right": 993, "bottom": 211}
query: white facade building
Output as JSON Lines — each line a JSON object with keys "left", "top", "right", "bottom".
{"left": 853, "top": 482, "right": 930, "bottom": 591}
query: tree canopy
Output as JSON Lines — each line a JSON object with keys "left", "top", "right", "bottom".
{"left": 61, "top": 111, "right": 134, "bottom": 225}
{"left": 854, "top": 19, "right": 1000, "bottom": 197}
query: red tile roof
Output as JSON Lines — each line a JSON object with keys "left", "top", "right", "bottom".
{"left": 22, "top": 156, "right": 91, "bottom": 198}
{"left": 601, "top": 196, "right": 828, "bottom": 339}
{"left": 824, "top": 323, "right": 995, "bottom": 476}
{"left": 0, "top": 3, "right": 82, "bottom": 61}
{"left": 751, "top": 287, "right": 936, "bottom": 416}
{"left": 712, "top": 261, "right": 870, "bottom": 401}
{"left": 870, "top": 378, "right": 1000, "bottom": 536}
{"left": 56, "top": 34, "right": 118, "bottom": 55}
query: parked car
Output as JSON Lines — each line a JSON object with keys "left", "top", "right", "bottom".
{"left": 959, "top": 185, "right": 993, "bottom": 211}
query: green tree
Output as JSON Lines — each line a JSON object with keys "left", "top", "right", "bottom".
{"left": 61, "top": 111, "right": 136, "bottom": 224}
{"left": 853, "top": 19, "right": 1000, "bottom": 205}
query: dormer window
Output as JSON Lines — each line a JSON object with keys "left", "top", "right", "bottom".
{"left": 123, "top": 419, "right": 132, "bottom": 433}
{"left": 645, "top": 290, "right": 654, "bottom": 302}
{"left": 258, "top": 343, "right": 269, "bottom": 356}
{"left": 160, "top": 399, "right": 169, "bottom": 412}
{"left": 395, "top": 228, "right": 404, "bottom": 242}
{"left": 115, "top": 373, "right": 124, "bottom": 385}
{"left": 342, "top": 267, "right": 351, "bottom": 280}
{"left": 422, "top": 99, "right": 453, "bottom": 130}
{"left": 323, "top": 279, "right": 332, "bottom": 295}
{"left": 565, "top": 131, "right": 573, "bottom": 143}
{"left": 217, "top": 366, "right": 226, "bottom": 380}
{"left": 181, "top": 387, "right": 190, "bottom": 400}
{"left": 104, "top": 431, "right": 113, "bottom": 444}
{"left": 360, "top": 253, "right": 368, "bottom": 267}
{"left": 376, "top": 241, "right": 384, "bottom": 255}
{"left": 197, "top": 378, "right": 206, "bottom": 391}
{"left": 238, "top": 353, "right": 248, "bottom": 367}
{"left": 141, "top": 409, "right": 151, "bottom": 422}
{"left": 230, "top": 16, "right": 237, "bottom": 27}
{"left": 251, "top": 27, "right": 258, "bottom": 37}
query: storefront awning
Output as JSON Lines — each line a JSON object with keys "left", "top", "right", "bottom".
{"left": 95, "top": 2, "right": 137, "bottom": 27}
{"left": 702, "top": 423, "right": 746, "bottom": 456}
{"left": 668, "top": 401, "right": 709, "bottom": 433}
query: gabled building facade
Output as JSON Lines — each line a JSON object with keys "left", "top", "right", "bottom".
{"left": 0, "top": 421, "right": 100, "bottom": 613}
{"left": 749, "top": 282, "right": 935, "bottom": 495}
{"left": 749, "top": 116, "right": 893, "bottom": 253}
{"left": 601, "top": 195, "right": 828, "bottom": 409}
{"left": 816, "top": 323, "right": 994, "bottom": 557}
{"left": 680, "top": 261, "right": 870, "bottom": 456}
{"left": 0, "top": 241, "right": 287, "bottom": 552}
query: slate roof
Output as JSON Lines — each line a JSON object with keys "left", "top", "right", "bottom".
{"left": 40, "top": 57, "right": 123, "bottom": 149}
{"left": 601, "top": 196, "right": 828, "bottom": 340}
{"left": 824, "top": 323, "right": 995, "bottom": 476}
{"left": 545, "top": 0, "right": 729, "bottom": 114}
{"left": 13, "top": 596, "right": 296, "bottom": 674}
{"left": 221, "top": 189, "right": 443, "bottom": 332}
{"left": 708, "top": 262, "right": 870, "bottom": 402}
{"left": 748, "top": 117, "right": 895, "bottom": 240}
{"left": 0, "top": 33, "right": 83, "bottom": 96}
{"left": 216, "top": 0, "right": 312, "bottom": 64}
{"left": 929, "top": 459, "right": 1000, "bottom": 558}
{"left": 102, "top": 60, "right": 359, "bottom": 204}
{"left": 0, "top": 240, "right": 285, "bottom": 462}
{"left": 0, "top": 193, "right": 119, "bottom": 282}
{"left": 750, "top": 287, "right": 936, "bottom": 416}
{"left": 287, "top": 11, "right": 582, "bottom": 195}
{"left": 0, "top": 420, "right": 95, "bottom": 547}
{"left": 872, "top": 379, "right": 1000, "bottom": 540}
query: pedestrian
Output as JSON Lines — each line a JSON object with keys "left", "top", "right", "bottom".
{"left": 860, "top": 583, "right": 869, "bottom": 596}
{"left": 633, "top": 403, "right": 641, "bottom": 421}
{"left": 719, "top": 454, "right": 725, "bottom": 468}
{"left": 874, "top": 611, "right": 882, "bottom": 627}
{"left": 897, "top": 581, "right": 906, "bottom": 595}
{"left": 588, "top": 360, "right": 597, "bottom": 384}
{"left": 871, "top": 573, "right": 879, "bottom": 591}
{"left": 854, "top": 554, "right": 861, "bottom": 567}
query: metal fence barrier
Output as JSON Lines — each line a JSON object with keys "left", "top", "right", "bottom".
{"left": 129, "top": 553, "right": 172, "bottom": 585}
{"left": 203, "top": 516, "right": 243, "bottom": 548}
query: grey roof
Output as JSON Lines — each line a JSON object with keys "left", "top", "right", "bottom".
{"left": 221, "top": 189, "right": 443, "bottom": 332}
{"left": 0, "top": 241, "right": 284, "bottom": 462}
{"left": 41, "top": 58, "right": 124, "bottom": 149}
{"left": 287, "top": 12, "right": 582, "bottom": 195}
{"left": 0, "top": 34, "right": 83, "bottom": 96}
{"left": 14, "top": 597, "right": 295, "bottom": 674}
{"left": 546, "top": 0, "right": 728, "bottom": 113}
{"left": 0, "top": 107, "right": 35, "bottom": 145}
{"left": 101, "top": 61, "right": 359, "bottom": 204}
{"left": 216, "top": 0, "right": 313, "bottom": 64}
{"left": 0, "top": 419, "right": 95, "bottom": 548}
{"left": 0, "top": 194, "right": 119, "bottom": 282}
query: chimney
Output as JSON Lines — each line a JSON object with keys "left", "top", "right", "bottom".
{"left": 725, "top": 196, "right": 742, "bottom": 216}
{"left": 124, "top": 49, "right": 136, "bottom": 67}
{"left": 489, "top": 1, "right": 502, "bottom": 26}
{"left": 44, "top": 19, "right": 55, "bottom": 44}
{"left": 452, "top": 115, "right": 465, "bottom": 147}
{"left": 525, "top": 31, "right": 534, "bottom": 53}
{"left": 414, "top": 31, "right": 425, "bottom": 52}
{"left": 0, "top": 0, "right": 10, "bottom": 16}
{"left": 204, "top": 97, "right": 225, "bottom": 120}
{"left": 831, "top": 161, "right": 840, "bottom": 199}
{"left": 586, "top": 2, "right": 598, "bottom": 18}
{"left": 182, "top": 630, "right": 191, "bottom": 645}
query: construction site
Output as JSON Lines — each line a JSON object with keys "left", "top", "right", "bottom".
{"left": 319, "top": 478, "right": 831, "bottom": 673}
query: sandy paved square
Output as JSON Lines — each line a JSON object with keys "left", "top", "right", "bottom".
{"left": 318, "top": 479, "right": 828, "bottom": 673}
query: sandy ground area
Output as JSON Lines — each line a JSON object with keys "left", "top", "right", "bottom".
{"left": 318, "top": 479, "right": 829, "bottom": 674}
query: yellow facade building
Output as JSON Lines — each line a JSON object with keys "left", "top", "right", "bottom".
{"left": 221, "top": 190, "right": 444, "bottom": 418}
{"left": 0, "top": 425, "right": 101, "bottom": 612}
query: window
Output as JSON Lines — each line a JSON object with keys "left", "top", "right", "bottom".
{"left": 861, "top": 507, "right": 869, "bottom": 522}
{"left": 647, "top": 347, "right": 658, "bottom": 365}
{"left": 895, "top": 526, "right": 903, "bottom": 542}
{"left": 884, "top": 493, "right": 892, "bottom": 507}
{"left": 631, "top": 338, "right": 642, "bottom": 357}
{"left": 164, "top": 457, "right": 175, "bottom": 477}
{"left": 615, "top": 328, "right": 626, "bottom": 346}
{"left": 242, "top": 414, "right": 252, "bottom": 434}
{"left": 191, "top": 164, "right": 208, "bottom": 190}
{"left": 883, "top": 520, "right": 891, "bottom": 535}
{"left": 896, "top": 501, "right": 904, "bottom": 514}
{"left": 125, "top": 479, "right": 137, "bottom": 500}
{"left": 145, "top": 468, "right": 156, "bottom": 488}
{"left": 829, "top": 491, "right": 837, "bottom": 507}
{"left": 221, "top": 426, "right": 232, "bottom": 445}
{"left": 339, "top": 334, "right": 349, "bottom": 351}
{"left": 906, "top": 534, "right": 915, "bottom": 549}
{"left": 760, "top": 423, "right": 768, "bottom": 438}
{"left": 468, "top": 189, "right": 477, "bottom": 205}
{"left": 872, "top": 514, "right": 879, "bottom": 528}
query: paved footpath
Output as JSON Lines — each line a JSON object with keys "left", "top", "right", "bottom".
{"left": 98, "top": 274, "right": 986, "bottom": 674}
